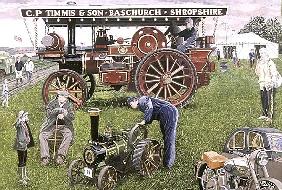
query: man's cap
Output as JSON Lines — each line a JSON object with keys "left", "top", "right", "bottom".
{"left": 18, "top": 110, "right": 28, "bottom": 118}
{"left": 127, "top": 96, "right": 138, "bottom": 105}
{"left": 185, "top": 18, "right": 193, "bottom": 24}
{"left": 57, "top": 90, "right": 69, "bottom": 97}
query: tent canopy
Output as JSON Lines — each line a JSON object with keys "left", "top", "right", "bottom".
{"left": 217, "top": 32, "right": 276, "bottom": 45}
{"left": 216, "top": 32, "right": 279, "bottom": 59}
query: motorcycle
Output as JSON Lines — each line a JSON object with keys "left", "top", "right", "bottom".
{"left": 196, "top": 150, "right": 282, "bottom": 190}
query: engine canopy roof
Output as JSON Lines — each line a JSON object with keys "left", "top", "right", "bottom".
{"left": 20, "top": 4, "right": 227, "bottom": 27}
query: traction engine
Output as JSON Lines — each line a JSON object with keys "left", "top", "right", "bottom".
{"left": 68, "top": 108, "right": 162, "bottom": 190}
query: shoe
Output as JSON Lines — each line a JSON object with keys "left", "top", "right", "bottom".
{"left": 41, "top": 158, "right": 49, "bottom": 166}
{"left": 265, "top": 117, "right": 272, "bottom": 122}
{"left": 23, "top": 166, "right": 30, "bottom": 181}
{"left": 56, "top": 155, "right": 65, "bottom": 165}
{"left": 19, "top": 178, "right": 28, "bottom": 186}
{"left": 18, "top": 167, "right": 28, "bottom": 186}
{"left": 258, "top": 116, "right": 268, "bottom": 120}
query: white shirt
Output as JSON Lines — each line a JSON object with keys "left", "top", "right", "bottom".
{"left": 25, "top": 60, "right": 34, "bottom": 72}
{"left": 255, "top": 58, "right": 278, "bottom": 90}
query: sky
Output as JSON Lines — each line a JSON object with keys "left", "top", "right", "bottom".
{"left": 0, "top": 0, "right": 280, "bottom": 48}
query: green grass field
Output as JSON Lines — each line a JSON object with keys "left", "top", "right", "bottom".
{"left": 1, "top": 58, "right": 282, "bottom": 190}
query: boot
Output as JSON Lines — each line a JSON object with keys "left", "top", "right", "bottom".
{"left": 23, "top": 166, "right": 30, "bottom": 181}
{"left": 18, "top": 167, "right": 28, "bottom": 185}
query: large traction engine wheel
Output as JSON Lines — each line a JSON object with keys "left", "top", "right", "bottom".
{"left": 42, "top": 69, "right": 88, "bottom": 107}
{"left": 132, "top": 139, "right": 161, "bottom": 177}
{"left": 135, "top": 48, "right": 197, "bottom": 107}
{"left": 131, "top": 27, "right": 167, "bottom": 59}
{"left": 68, "top": 159, "right": 86, "bottom": 185}
{"left": 97, "top": 165, "right": 118, "bottom": 190}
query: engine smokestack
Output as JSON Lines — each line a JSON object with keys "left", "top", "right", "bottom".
{"left": 88, "top": 108, "right": 101, "bottom": 142}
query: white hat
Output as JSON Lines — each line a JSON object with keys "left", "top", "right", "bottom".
{"left": 57, "top": 90, "right": 69, "bottom": 97}
{"left": 18, "top": 110, "right": 28, "bottom": 119}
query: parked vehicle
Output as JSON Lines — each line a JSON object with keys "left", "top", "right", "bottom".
{"left": 195, "top": 127, "right": 282, "bottom": 189}
{"left": 196, "top": 150, "right": 282, "bottom": 190}
{"left": 0, "top": 51, "right": 15, "bottom": 77}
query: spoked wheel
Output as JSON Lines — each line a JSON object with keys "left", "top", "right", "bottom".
{"left": 132, "top": 139, "right": 161, "bottom": 177}
{"left": 97, "top": 166, "right": 118, "bottom": 190}
{"left": 67, "top": 159, "right": 86, "bottom": 185}
{"left": 135, "top": 48, "right": 197, "bottom": 107}
{"left": 131, "top": 27, "right": 167, "bottom": 59}
{"left": 249, "top": 178, "right": 282, "bottom": 190}
{"left": 42, "top": 69, "right": 88, "bottom": 107}
{"left": 198, "top": 164, "right": 218, "bottom": 190}
{"left": 127, "top": 124, "right": 148, "bottom": 149}
{"left": 83, "top": 73, "right": 96, "bottom": 100}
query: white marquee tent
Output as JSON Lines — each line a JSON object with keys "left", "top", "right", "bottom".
{"left": 216, "top": 32, "right": 279, "bottom": 59}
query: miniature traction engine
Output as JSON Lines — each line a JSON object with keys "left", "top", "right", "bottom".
{"left": 68, "top": 108, "right": 162, "bottom": 190}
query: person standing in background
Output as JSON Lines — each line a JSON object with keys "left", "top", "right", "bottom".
{"left": 217, "top": 49, "right": 221, "bottom": 61}
{"left": 232, "top": 50, "right": 238, "bottom": 67}
{"left": 255, "top": 48, "right": 282, "bottom": 121}
{"left": 15, "top": 57, "right": 24, "bottom": 86}
{"left": 249, "top": 49, "right": 256, "bottom": 68}
{"left": 2, "top": 79, "right": 9, "bottom": 107}
{"left": 25, "top": 57, "right": 34, "bottom": 83}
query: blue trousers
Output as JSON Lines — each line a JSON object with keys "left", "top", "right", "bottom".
{"left": 159, "top": 106, "right": 179, "bottom": 168}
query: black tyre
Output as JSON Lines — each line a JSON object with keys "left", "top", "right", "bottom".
{"left": 132, "top": 139, "right": 161, "bottom": 177}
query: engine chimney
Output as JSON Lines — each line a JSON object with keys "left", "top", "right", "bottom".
{"left": 88, "top": 108, "right": 101, "bottom": 142}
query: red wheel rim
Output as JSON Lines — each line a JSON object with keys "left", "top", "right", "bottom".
{"left": 42, "top": 69, "right": 87, "bottom": 107}
{"left": 136, "top": 49, "right": 197, "bottom": 107}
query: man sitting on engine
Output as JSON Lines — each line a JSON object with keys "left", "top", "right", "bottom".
{"left": 164, "top": 20, "right": 183, "bottom": 49}
{"left": 39, "top": 91, "right": 75, "bottom": 166}
{"left": 176, "top": 18, "right": 197, "bottom": 53}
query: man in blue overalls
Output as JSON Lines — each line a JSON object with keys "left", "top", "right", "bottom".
{"left": 127, "top": 96, "right": 179, "bottom": 169}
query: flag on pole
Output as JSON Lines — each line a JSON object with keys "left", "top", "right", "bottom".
{"left": 14, "top": 35, "right": 22, "bottom": 42}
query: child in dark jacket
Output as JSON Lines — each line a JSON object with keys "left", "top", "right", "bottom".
{"left": 13, "top": 111, "right": 34, "bottom": 185}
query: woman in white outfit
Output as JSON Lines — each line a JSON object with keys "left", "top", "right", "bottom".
{"left": 255, "top": 48, "right": 281, "bottom": 121}
{"left": 25, "top": 57, "right": 34, "bottom": 83}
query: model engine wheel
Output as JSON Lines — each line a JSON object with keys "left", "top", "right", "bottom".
{"left": 132, "top": 139, "right": 161, "bottom": 177}
{"left": 131, "top": 27, "right": 167, "bottom": 59}
{"left": 42, "top": 69, "right": 88, "bottom": 107}
{"left": 97, "top": 165, "right": 118, "bottom": 190}
{"left": 68, "top": 159, "right": 85, "bottom": 185}
{"left": 135, "top": 48, "right": 197, "bottom": 107}
{"left": 128, "top": 124, "right": 148, "bottom": 149}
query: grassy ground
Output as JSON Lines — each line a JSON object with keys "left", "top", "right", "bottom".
{"left": 1, "top": 57, "right": 282, "bottom": 190}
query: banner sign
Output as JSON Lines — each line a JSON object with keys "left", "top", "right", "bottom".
{"left": 21, "top": 8, "right": 227, "bottom": 18}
